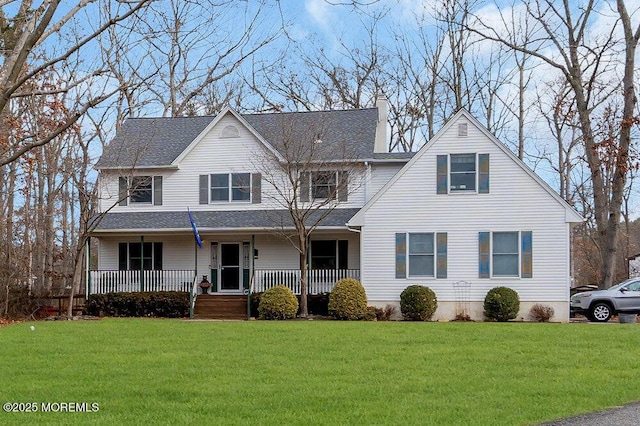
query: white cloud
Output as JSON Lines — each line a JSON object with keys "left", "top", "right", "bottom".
{"left": 305, "top": 0, "right": 334, "bottom": 32}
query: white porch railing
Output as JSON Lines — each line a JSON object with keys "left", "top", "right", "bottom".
{"left": 252, "top": 269, "right": 360, "bottom": 295}
{"left": 89, "top": 270, "right": 195, "bottom": 294}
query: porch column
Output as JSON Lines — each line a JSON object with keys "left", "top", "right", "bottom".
{"left": 85, "top": 236, "right": 91, "bottom": 296}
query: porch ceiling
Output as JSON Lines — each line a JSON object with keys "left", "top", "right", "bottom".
{"left": 90, "top": 208, "right": 361, "bottom": 234}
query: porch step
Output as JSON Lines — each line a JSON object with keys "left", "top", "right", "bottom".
{"left": 193, "top": 295, "right": 247, "bottom": 320}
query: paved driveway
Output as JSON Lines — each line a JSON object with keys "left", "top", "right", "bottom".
{"left": 541, "top": 401, "right": 640, "bottom": 425}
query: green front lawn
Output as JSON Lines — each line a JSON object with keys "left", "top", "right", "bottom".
{"left": 0, "top": 319, "right": 638, "bottom": 425}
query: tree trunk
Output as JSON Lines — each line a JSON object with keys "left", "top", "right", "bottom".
{"left": 299, "top": 236, "right": 309, "bottom": 318}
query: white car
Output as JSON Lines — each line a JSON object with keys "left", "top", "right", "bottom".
{"left": 570, "top": 278, "right": 640, "bottom": 322}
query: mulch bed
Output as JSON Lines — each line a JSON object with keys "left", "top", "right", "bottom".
{"left": 0, "top": 318, "right": 22, "bottom": 328}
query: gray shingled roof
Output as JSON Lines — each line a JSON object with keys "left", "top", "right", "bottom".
{"left": 96, "top": 108, "right": 385, "bottom": 168}
{"left": 91, "top": 209, "right": 361, "bottom": 232}
{"left": 95, "top": 116, "right": 214, "bottom": 168}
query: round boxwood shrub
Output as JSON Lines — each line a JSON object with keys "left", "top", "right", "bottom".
{"left": 400, "top": 285, "right": 438, "bottom": 321}
{"left": 484, "top": 286, "right": 520, "bottom": 322}
{"left": 328, "top": 278, "right": 368, "bottom": 320}
{"left": 258, "top": 285, "right": 298, "bottom": 320}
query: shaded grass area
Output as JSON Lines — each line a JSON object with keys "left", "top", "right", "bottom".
{"left": 1, "top": 319, "right": 639, "bottom": 425}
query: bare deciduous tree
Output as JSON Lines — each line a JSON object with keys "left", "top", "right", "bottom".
{"left": 254, "top": 112, "right": 365, "bottom": 317}
{"left": 467, "top": 0, "right": 640, "bottom": 288}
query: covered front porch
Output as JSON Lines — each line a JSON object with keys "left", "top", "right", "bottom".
{"left": 87, "top": 268, "right": 360, "bottom": 296}
{"left": 90, "top": 228, "right": 360, "bottom": 295}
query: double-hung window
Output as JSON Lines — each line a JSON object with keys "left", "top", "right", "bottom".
{"left": 478, "top": 231, "right": 532, "bottom": 278}
{"left": 312, "top": 171, "right": 337, "bottom": 199}
{"left": 210, "top": 173, "right": 251, "bottom": 202}
{"left": 492, "top": 232, "right": 519, "bottom": 276}
{"left": 450, "top": 154, "right": 476, "bottom": 191}
{"left": 119, "top": 176, "right": 162, "bottom": 206}
{"left": 118, "top": 242, "right": 163, "bottom": 271}
{"left": 299, "top": 171, "right": 348, "bottom": 202}
{"left": 310, "top": 240, "right": 348, "bottom": 270}
{"left": 396, "top": 232, "right": 447, "bottom": 279}
{"left": 408, "top": 233, "right": 435, "bottom": 277}
{"left": 437, "top": 153, "right": 489, "bottom": 194}
{"left": 130, "top": 176, "right": 152, "bottom": 203}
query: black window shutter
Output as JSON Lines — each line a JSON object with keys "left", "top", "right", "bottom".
{"left": 338, "top": 171, "right": 348, "bottom": 202}
{"left": 119, "top": 177, "right": 128, "bottom": 206}
{"left": 199, "top": 175, "right": 208, "bottom": 204}
{"left": 338, "top": 240, "right": 348, "bottom": 269}
{"left": 118, "top": 243, "right": 128, "bottom": 270}
{"left": 299, "top": 172, "right": 310, "bottom": 202}
{"left": 154, "top": 176, "right": 163, "bottom": 206}
{"left": 154, "top": 242, "right": 163, "bottom": 270}
{"left": 252, "top": 173, "right": 261, "bottom": 204}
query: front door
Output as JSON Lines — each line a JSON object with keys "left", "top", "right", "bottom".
{"left": 220, "top": 243, "right": 241, "bottom": 292}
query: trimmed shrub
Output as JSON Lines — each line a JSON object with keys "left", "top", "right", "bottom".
{"left": 400, "top": 285, "right": 438, "bottom": 321}
{"left": 483, "top": 287, "right": 520, "bottom": 322}
{"left": 529, "top": 303, "right": 555, "bottom": 322}
{"left": 251, "top": 292, "right": 330, "bottom": 318}
{"left": 85, "top": 291, "right": 189, "bottom": 318}
{"left": 328, "top": 278, "right": 368, "bottom": 320}
{"left": 258, "top": 285, "right": 298, "bottom": 320}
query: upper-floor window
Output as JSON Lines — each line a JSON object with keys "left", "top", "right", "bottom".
{"left": 450, "top": 154, "right": 476, "bottom": 192}
{"left": 312, "top": 171, "right": 337, "bottom": 199}
{"left": 130, "top": 176, "right": 153, "bottom": 203}
{"left": 437, "top": 153, "right": 489, "bottom": 194}
{"left": 119, "top": 175, "right": 162, "bottom": 206}
{"left": 211, "top": 173, "right": 251, "bottom": 202}
{"left": 299, "top": 171, "right": 348, "bottom": 202}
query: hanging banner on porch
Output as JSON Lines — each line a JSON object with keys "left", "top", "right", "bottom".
{"left": 187, "top": 207, "right": 203, "bottom": 248}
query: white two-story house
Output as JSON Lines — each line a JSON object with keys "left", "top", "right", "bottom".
{"left": 90, "top": 100, "right": 582, "bottom": 321}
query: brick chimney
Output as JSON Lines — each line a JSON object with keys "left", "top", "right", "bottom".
{"left": 374, "top": 95, "right": 388, "bottom": 153}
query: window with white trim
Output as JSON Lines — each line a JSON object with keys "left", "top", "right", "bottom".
{"left": 210, "top": 173, "right": 251, "bottom": 202}
{"left": 312, "top": 171, "right": 337, "bottom": 199}
{"left": 450, "top": 154, "right": 476, "bottom": 192}
{"left": 479, "top": 231, "right": 532, "bottom": 279}
{"left": 130, "top": 176, "right": 153, "bottom": 203}
{"left": 408, "top": 233, "right": 435, "bottom": 277}
{"left": 492, "top": 232, "right": 519, "bottom": 277}
{"left": 118, "top": 242, "right": 163, "bottom": 270}
{"left": 310, "top": 240, "right": 348, "bottom": 270}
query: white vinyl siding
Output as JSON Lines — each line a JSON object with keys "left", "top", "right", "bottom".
{"left": 357, "top": 115, "right": 574, "bottom": 305}
{"left": 99, "top": 114, "right": 370, "bottom": 212}
{"left": 369, "top": 163, "right": 404, "bottom": 202}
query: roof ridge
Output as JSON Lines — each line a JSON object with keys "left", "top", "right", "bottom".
{"left": 122, "top": 107, "right": 377, "bottom": 121}
{"left": 243, "top": 107, "right": 377, "bottom": 118}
